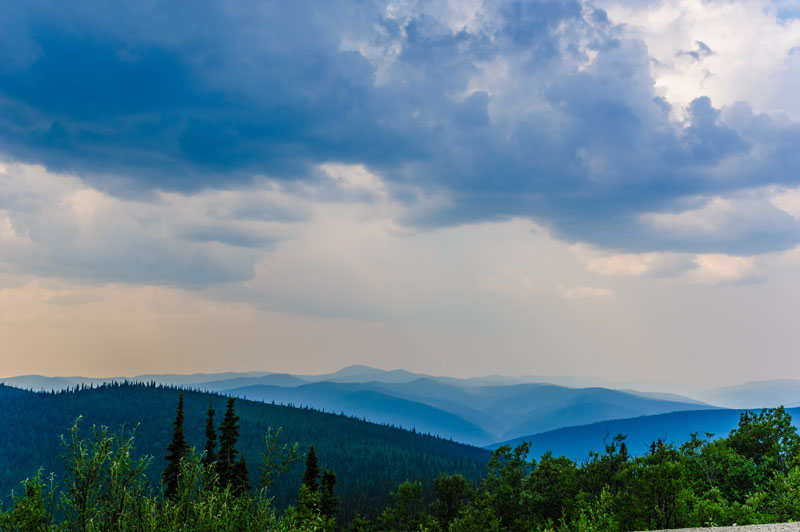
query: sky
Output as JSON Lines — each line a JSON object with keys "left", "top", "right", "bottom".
{"left": 1, "top": 0, "right": 800, "bottom": 388}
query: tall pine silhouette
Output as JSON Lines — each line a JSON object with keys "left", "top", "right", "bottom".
{"left": 233, "top": 456, "right": 251, "bottom": 494}
{"left": 302, "top": 444, "right": 320, "bottom": 492}
{"left": 202, "top": 401, "right": 217, "bottom": 470}
{"left": 162, "top": 392, "right": 190, "bottom": 499}
{"left": 217, "top": 397, "right": 249, "bottom": 494}
{"left": 320, "top": 469, "right": 339, "bottom": 521}
{"left": 299, "top": 445, "right": 338, "bottom": 523}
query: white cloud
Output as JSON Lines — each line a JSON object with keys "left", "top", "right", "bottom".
{"left": 642, "top": 197, "right": 739, "bottom": 236}
{"left": 571, "top": 243, "right": 692, "bottom": 277}
{"left": 772, "top": 186, "right": 800, "bottom": 220}
{"left": 571, "top": 242, "right": 765, "bottom": 285}
{"left": 686, "top": 253, "right": 760, "bottom": 284}
{"left": 639, "top": 190, "right": 799, "bottom": 248}
{"left": 320, "top": 163, "right": 388, "bottom": 198}
{"left": 1, "top": 162, "right": 440, "bottom": 285}
{"left": 598, "top": 0, "right": 800, "bottom": 119}
{"left": 560, "top": 285, "right": 615, "bottom": 300}
{"left": 0, "top": 164, "right": 272, "bottom": 283}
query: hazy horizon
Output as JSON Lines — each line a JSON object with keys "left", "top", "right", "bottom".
{"left": 2, "top": 0, "right": 800, "bottom": 387}
{"left": 4, "top": 364, "right": 800, "bottom": 396}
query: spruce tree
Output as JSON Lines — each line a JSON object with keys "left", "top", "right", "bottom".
{"left": 320, "top": 469, "right": 339, "bottom": 521}
{"left": 217, "top": 397, "right": 248, "bottom": 493}
{"left": 233, "top": 456, "right": 251, "bottom": 495}
{"left": 202, "top": 401, "right": 217, "bottom": 470}
{"left": 302, "top": 444, "right": 320, "bottom": 493}
{"left": 162, "top": 392, "right": 190, "bottom": 499}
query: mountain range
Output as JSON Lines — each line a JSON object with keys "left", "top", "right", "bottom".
{"left": 3, "top": 366, "right": 799, "bottom": 448}
{"left": 0, "top": 365, "right": 718, "bottom": 446}
{"left": 3, "top": 365, "right": 800, "bottom": 485}
{"left": 696, "top": 379, "right": 800, "bottom": 409}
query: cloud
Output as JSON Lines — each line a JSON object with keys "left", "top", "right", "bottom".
{"left": 686, "top": 254, "right": 761, "bottom": 284}
{"left": 0, "top": 0, "right": 799, "bottom": 255}
{"left": 677, "top": 40, "right": 713, "bottom": 61}
{"left": 0, "top": 163, "right": 296, "bottom": 284}
{"left": 571, "top": 241, "right": 769, "bottom": 285}
{"left": 598, "top": 0, "right": 800, "bottom": 119}
{"left": 3, "top": 164, "right": 800, "bottom": 383}
{"left": 772, "top": 186, "right": 800, "bottom": 220}
{"left": 560, "top": 285, "right": 615, "bottom": 299}
{"left": 0, "top": 161, "right": 444, "bottom": 289}
{"left": 570, "top": 243, "right": 693, "bottom": 277}
{"left": 3, "top": 0, "right": 800, "bottom": 384}
{"left": 639, "top": 190, "right": 800, "bottom": 253}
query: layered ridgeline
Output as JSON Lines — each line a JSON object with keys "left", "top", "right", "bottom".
{"left": 1, "top": 366, "right": 716, "bottom": 446}
{"left": 493, "top": 407, "right": 800, "bottom": 458}
{"left": 699, "top": 380, "right": 800, "bottom": 409}
{"left": 220, "top": 381, "right": 715, "bottom": 446}
{"left": 0, "top": 383, "right": 488, "bottom": 521}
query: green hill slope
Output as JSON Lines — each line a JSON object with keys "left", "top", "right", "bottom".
{"left": 0, "top": 383, "right": 488, "bottom": 521}
{"left": 227, "top": 382, "right": 494, "bottom": 444}
{"left": 491, "top": 406, "right": 800, "bottom": 459}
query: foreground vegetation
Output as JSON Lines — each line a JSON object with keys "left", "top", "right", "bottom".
{"left": 2, "top": 389, "right": 800, "bottom": 531}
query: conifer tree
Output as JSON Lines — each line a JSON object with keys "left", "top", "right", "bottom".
{"left": 202, "top": 401, "right": 217, "bottom": 470}
{"left": 302, "top": 444, "right": 320, "bottom": 493}
{"left": 162, "top": 392, "right": 190, "bottom": 499}
{"left": 320, "top": 469, "right": 339, "bottom": 521}
{"left": 233, "top": 456, "right": 251, "bottom": 495}
{"left": 217, "top": 397, "right": 249, "bottom": 493}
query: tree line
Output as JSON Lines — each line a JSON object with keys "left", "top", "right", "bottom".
{"left": 0, "top": 383, "right": 488, "bottom": 521}
{"left": 2, "top": 392, "right": 800, "bottom": 531}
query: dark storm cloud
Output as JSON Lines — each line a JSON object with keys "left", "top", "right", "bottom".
{"left": 1, "top": 0, "right": 799, "bottom": 254}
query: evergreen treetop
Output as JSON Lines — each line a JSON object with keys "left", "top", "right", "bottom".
{"left": 302, "top": 444, "right": 321, "bottom": 493}
{"left": 162, "top": 392, "right": 190, "bottom": 499}
{"left": 202, "top": 400, "right": 217, "bottom": 469}
{"left": 320, "top": 469, "right": 339, "bottom": 521}
{"left": 217, "top": 397, "right": 249, "bottom": 494}
{"left": 232, "top": 456, "right": 251, "bottom": 496}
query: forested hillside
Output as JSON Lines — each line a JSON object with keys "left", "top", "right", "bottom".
{"left": 2, "top": 397, "right": 800, "bottom": 531}
{"left": 496, "top": 407, "right": 800, "bottom": 458}
{"left": 0, "top": 384, "right": 31, "bottom": 399}
{"left": 0, "top": 383, "right": 488, "bottom": 521}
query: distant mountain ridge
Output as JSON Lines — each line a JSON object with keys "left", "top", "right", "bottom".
{"left": 222, "top": 378, "right": 717, "bottom": 445}
{"left": 0, "top": 371, "right": 274, "bottom": 390}
{"left": 228, "top": 382, "right": 495, "bottom": 444}
{"left": 0, "top": 365, "right": 702, "bottom": 392}
{"left": 492, "top": 406, "right": 800, "bottom": 460}
{"left": 2, "top": 366, "right": 717, "bottom": 447}
{"left": 699, "top": 380, "right": 800, "bottom": 409}
{"left": 5, "top": 368, "right": 800, "bottom": 449}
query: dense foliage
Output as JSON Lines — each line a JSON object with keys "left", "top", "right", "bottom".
{"left": 447, "top": 407, "right": 800, "bottom": 532}
{"left": 0, "top": 383, "right": 488, "bottom": 522}
{"left": 3, "top": 384, "right": 800, "bottom": 531}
